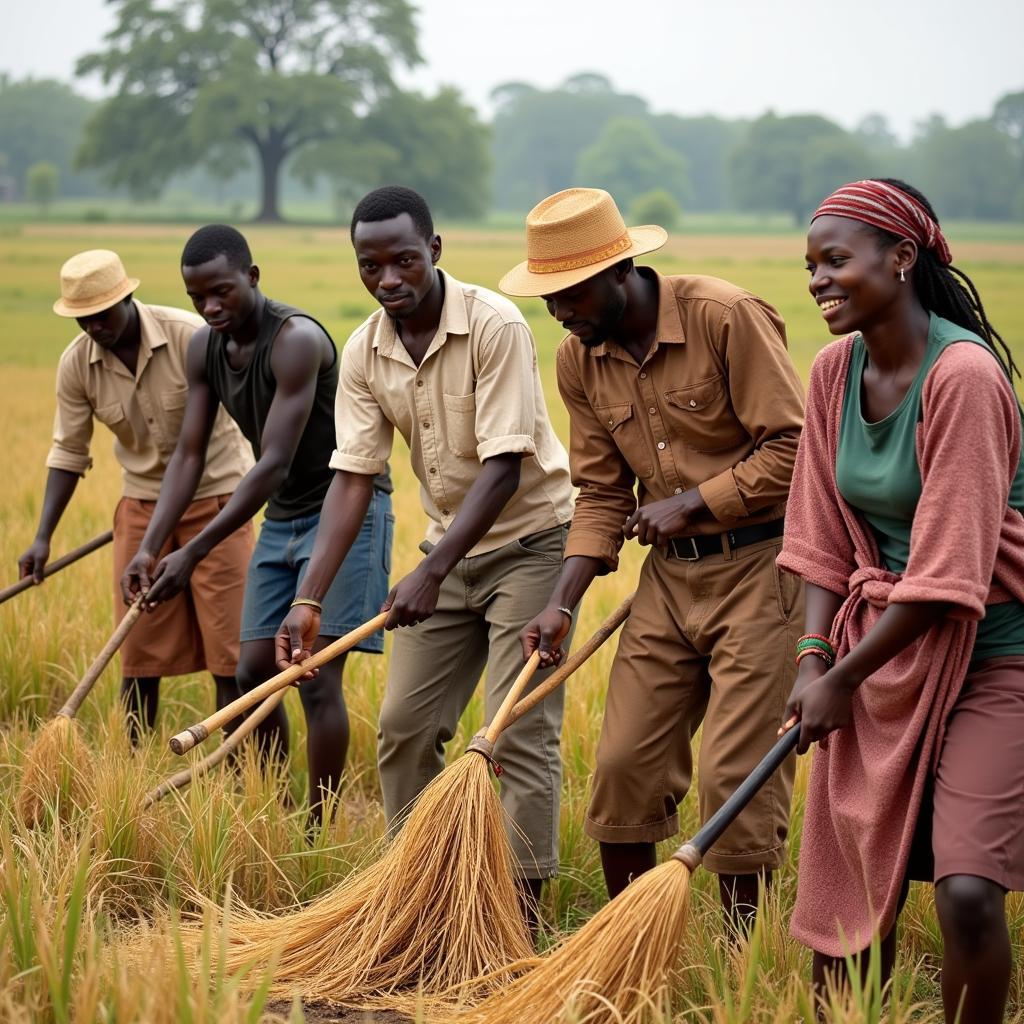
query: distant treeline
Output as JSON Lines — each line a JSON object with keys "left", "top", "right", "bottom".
{"left": 2, "top": 53, "right": 1022, "bottom": 225}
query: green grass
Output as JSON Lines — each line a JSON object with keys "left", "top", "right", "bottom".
{"left": 0, "top": 223, "right": 1022, "bottom": 1022}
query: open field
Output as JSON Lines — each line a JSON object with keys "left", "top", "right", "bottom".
{"left": 0, "top": 222, "right": 1022, "bottom": 1021}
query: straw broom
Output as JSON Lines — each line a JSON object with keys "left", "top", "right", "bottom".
{"left": 441, "top": 724, "right": 801, "bottom": 1024}
{"left": 177, "top": 597, "right": 634, "bottom": 1007}
{"left": 0, "top": 529, "right": 113, "bottom": 607}
{"left": 17, "top": 596, "right": 144, "bottom": 828}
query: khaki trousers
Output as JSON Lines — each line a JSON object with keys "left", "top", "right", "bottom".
{"left": 586, "top": 537, "right": 802, "bottom": 875}
{"left": 378, "top": 524, "right": 572, "bottom": 879}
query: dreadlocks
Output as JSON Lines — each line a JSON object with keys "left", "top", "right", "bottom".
{"left": 866, "top": 179, "right": 1018, "bottom": 380}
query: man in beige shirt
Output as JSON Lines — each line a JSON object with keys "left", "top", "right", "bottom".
{"left": 276, "top": 186, "right": 575, "bottom": 925}
{"left": 18, "top": 249, "right": 254, "bottom": 741}
{"left": 506, "top": 189, "right": 805, "bottom": 932}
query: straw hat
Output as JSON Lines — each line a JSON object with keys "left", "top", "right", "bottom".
{"left": 499, "top": 188, "right": 667, "bottom": 297}
{"left": 53, "top": 249, "right": 140, "bottom": 318}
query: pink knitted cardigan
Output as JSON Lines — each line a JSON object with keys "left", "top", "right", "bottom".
{"left": 777, "top": 335, "right": 1024, "bottom": 956}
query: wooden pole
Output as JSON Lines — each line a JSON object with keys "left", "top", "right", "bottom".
{"left": 0, "top": 530, "right": 114, "bottom": 606}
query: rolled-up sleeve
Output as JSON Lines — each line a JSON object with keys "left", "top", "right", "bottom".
{"left": 46, "top": 355, "right": 95, "bottom": 476}
{"left": 473, "top": 322, "right": 538, "bottom": 462}
{"left": 329, "top": 337, "right": 394, "bottom": 476}
{"left": 697, "top": 297, "right": 804, "bottom": 522}
{"left": 557, "top": 345, "right": 636, "bottom": 571}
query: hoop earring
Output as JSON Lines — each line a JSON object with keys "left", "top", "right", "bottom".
{"left": 899, "top": 267, "right": 906, "bottom": 283}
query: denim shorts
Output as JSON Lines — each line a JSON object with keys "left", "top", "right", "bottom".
{"left": 239, "top": 489, "right": 393, "bottom": 650}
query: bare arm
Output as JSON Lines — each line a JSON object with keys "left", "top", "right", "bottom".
{"left": 121, "top": 329, "right": 218, "bottom": 600}
{"left": 142, "top": 318, "right": 327, "bottom": 605}
{"left": 18, "top": 469, "right": 81, "bottom": 583}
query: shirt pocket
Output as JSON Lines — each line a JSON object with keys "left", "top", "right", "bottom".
{"left": 663, "top": 374, "right": 747, "bottom": 453}
{"left": 94, "top": 400, "right": 137, "bottom": 452}
{"left": 156, "top": 385, "right": 189, "bottom": 454}
{"left": 443, "top": 391, "right": 478, "bottom": 459}
{"left": 595, "top": 401, "right": 653, "bottom": 478}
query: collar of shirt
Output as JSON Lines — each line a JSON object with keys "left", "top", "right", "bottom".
{"left": 370, "top": 270, "right": 470, "bottom": 368}
{"left": 86, "top": 300, "right": 168, "bottom": 381}
{"left": 584, "top": 267, "right": 686, "bottom": 363}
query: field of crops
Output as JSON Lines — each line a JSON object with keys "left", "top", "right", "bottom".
{"left": 0, "top": 220, "right": 1022, "bottom": 1021}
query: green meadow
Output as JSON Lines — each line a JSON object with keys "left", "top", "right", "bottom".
{"left": 0, "top": 221, "right": 1022, "bottom": 1021}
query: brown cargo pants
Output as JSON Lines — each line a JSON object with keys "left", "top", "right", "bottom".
{"left": 585, "top": 536, "right": 802, "bottom": 875}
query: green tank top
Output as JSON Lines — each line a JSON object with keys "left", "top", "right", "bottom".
{"left": 836, "top": 312, "right": 1024, "bottom": 662}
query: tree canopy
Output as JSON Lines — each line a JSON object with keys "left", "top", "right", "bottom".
{"left": 76, "top": 0, "right": 420, "bottom": 221}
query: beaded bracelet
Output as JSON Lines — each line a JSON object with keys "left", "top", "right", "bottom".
{"left": 797, "top": 634, "right": 836, "bottom": 658}
{"left": 290, "top": 597, "right": 323, "bottom": 612}
{"left": 796, "top": 646, "right": 833, "bottom": 669}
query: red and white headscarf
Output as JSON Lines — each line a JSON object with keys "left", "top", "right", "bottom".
{"left": 812, "top": 180, "right": 952, "bottom": 266}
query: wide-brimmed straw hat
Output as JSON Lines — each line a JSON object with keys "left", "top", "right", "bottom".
{"left": 53, "top": 249, "right": 140, "bottom": 318}
{"left": 499, "top": 188, "right": 667, "bottom": 297}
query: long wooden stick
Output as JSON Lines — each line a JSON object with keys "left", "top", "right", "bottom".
{"left": 58, "top": 597, "right": 144, "bottom": 720}
{"left": 483, "top": 652, "right": 541, "bottom": 744}
{"left": 169, "top": 612, "right": 388, "bottom": 755}
{"left": 0, "top": 530, "right": 114, "bottom": 607}
{"left": 142, "top": 687, "right": 286, "bottom": 808}
{"left": 506, "top": 593, "right": 633, "bottom": 727}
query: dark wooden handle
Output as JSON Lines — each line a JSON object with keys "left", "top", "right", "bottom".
{"left": 0, "top": 530, "right": 114, "bottom": 606}
{"left": 673, "top": 725, "right": 800, "bottom": 870}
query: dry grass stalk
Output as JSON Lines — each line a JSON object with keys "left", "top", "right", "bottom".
{"left": 141, "top": 688, "right": 286, "bottom": 808}
{"left": 16, "top": 599, "right": 143, "bottom": 828}
{"left": 438, "top": 860, "right": 692, "bottom": 1024}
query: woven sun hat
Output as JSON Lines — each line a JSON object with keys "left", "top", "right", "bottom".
{"left": 53, "top": 249, "right": 140, "bottom": 318}
{"left": 499, "top": 187, "right": 668, "bottom": 297}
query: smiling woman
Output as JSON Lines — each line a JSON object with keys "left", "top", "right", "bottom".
{"left": 782, "top": 178, "right": 1024, "bottom": 1024}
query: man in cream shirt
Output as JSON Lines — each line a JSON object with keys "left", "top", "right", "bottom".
{"left": 19, "top": 249, "right": 253, "bottom": 740}
{"left": 276, "top": 186, "right": 574, "bottom": 927}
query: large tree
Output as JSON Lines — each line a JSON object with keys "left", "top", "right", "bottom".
{"left": 76, "top": 0, "right": 420, "bottom": 221}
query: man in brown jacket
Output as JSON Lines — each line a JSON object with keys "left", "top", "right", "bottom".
{"left": 506, "top": 188, "right": 805, "bottom": 929}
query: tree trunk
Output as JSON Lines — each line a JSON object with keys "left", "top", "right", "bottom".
{"left": 255, "top": 137, "right": 285, "bottom": 223}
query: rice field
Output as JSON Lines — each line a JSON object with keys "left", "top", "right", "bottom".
{"left": 0, "top": 220, "right": 1022, "bottom": 1022}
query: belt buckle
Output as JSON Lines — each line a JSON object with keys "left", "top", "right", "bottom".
{"left": 673, "top": 536, "right": 701, "bottom": 561}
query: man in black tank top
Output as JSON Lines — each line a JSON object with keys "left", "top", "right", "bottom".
{"left": 121, "top": 224, "right": 392, "bottom": 826}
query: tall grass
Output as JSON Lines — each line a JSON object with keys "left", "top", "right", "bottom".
{"left": 0, "top": 225, "right": 1022, "bottom": 1021}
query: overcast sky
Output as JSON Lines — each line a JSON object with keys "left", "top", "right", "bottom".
{"left": 4, "top": 0, "right": 1022, "bottom": 139}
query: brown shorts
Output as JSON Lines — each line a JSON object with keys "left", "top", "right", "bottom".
{"left": 113, "top": 495, "right": 253, "bottom": 678}
{"left": 585, "top": 538, "right": 803, "bottom": 874}
{"left": 909, "top": 655, "right": 1024, "bottom": 891}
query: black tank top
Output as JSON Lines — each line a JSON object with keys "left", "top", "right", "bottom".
{"left": 205, "top": 297, "right": 390, "bottom": 521}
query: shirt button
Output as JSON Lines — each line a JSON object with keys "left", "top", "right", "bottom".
{"left": 422, "top": 421, "right": 429, "bottom": 429}
{"left": 416, "top": 379, "right": 424, "bottom": 387}
{"left": 648, "top": 406, "right": 656, "bottom": 415}
{"left": 689, "top": 399, "right": 697, "bottom": 408}
{"left": 441, "top": 509, "right": 450, "bottom": 516}
{"left": 639, "top": 372, "right": 647, "bottom": 379}
{"left": 657, "top": 441, "right": 666, "bottom": 450}
{"left": 674, "top": 487, "right": 682, "bottom": 494}
{"left": 429, "top": 466, "right": 437, "bottom": 474}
